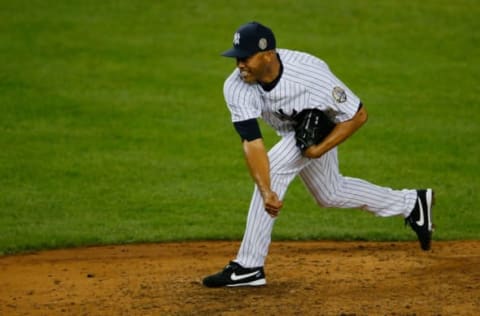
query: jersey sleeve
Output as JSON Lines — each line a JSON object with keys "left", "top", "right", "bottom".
{"left": 223, "top": 71, "right": 262, "bottom": 122}
{"left": 327, "top": 76, "right": 361, "bottom": 122}
{"left": 310, "top": 59, "right": 361, "bottom": 123}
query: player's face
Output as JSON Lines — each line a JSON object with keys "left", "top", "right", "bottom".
{"left": 236, "top": 52, "right": 268, "bottom": 83}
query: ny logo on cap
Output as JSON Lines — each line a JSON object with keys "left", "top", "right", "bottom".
{"left": 233, "top": 32, "right": 240, "bottom": 46}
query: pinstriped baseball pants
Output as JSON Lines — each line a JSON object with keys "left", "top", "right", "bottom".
{"left": 235, "top": 133, "right": 417, "bottom": 268}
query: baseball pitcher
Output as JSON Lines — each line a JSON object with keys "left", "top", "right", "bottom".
{"left": 203, "top": 22, "right": 434, "bottom": 287}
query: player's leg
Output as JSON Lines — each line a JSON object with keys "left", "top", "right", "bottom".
{"left": 235, "top": 133, "right": 309, "bottom": 267}
{"left": 299, "top": 148, "right": 434, "bottom": 250}
{"left": 203, "top": 133, "right": 309, "bottom": 287}
{"left": 299, "top": 148, "right": 417, "bottom": 217}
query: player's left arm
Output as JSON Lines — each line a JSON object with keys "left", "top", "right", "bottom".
{"left": 303, "top": 104, "right": 368, "bottom": 159}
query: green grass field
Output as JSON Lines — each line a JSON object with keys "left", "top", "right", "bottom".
{"left": 1, "top": 0, "right": 479, "bottom": 254}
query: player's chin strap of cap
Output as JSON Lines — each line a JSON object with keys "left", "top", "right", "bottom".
{"left": 234, "top": 119, "right": 262, "bottom": 142}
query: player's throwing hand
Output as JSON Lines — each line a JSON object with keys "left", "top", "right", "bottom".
{"left": 261, "top": 190, "right": 283, "bottom": 218}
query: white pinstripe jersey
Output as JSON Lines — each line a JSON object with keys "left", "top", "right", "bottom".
{"left": 223, "top": 49, "right": 361, "bottom": 136}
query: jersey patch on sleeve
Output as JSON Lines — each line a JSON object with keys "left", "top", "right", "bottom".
{"left": 332, "top": 86, "right": 347, "bottom": 103}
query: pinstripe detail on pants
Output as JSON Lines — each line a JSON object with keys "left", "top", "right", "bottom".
{"left": 235, "top": 133, "right": 416, "bottom": 267}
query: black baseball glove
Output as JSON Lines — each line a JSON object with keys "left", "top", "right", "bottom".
{"left": 293, "top": 109, "right": 336, "bottom": 152}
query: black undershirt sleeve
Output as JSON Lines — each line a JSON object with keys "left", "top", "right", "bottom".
{"left": 233, "top": 119, "right": 262, "bottom": 142}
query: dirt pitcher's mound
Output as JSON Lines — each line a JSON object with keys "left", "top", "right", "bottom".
{"left": 0, "top": 241, "right": 479, "bottom": 315}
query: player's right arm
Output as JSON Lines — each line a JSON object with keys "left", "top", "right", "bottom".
{"left": 234, "top": 119, "right": 283, "bottom": 217}
{"left": 224, "top": 72, "right": 283, "bottom": 217}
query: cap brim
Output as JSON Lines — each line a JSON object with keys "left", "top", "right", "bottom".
{"left": 221, "top": 47, "right": 252, "bottom": 58}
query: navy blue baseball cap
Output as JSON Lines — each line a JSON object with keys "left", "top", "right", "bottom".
{"left": 222, "top": 22, "right": 276, "bottom": 59}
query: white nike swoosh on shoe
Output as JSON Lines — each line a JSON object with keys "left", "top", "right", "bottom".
{"left": 426, "top": 189, "right": 433, "bottom": 231}
{"left": 416, "top": 197, "right": 424, "bottom": 226}
{"left": 230, "top": 271, "right": 260, "bottom": 281}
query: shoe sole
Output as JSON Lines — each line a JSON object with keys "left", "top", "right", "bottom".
{"left": 226, "top": 278, "right": 267, "bottom": 287}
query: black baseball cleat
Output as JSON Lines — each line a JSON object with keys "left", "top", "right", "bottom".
{"left": 405, "top": 189, "right": 435, "bottom": 251}
{"left": 203, "top": 261, "right": 266, "bottom": 287}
